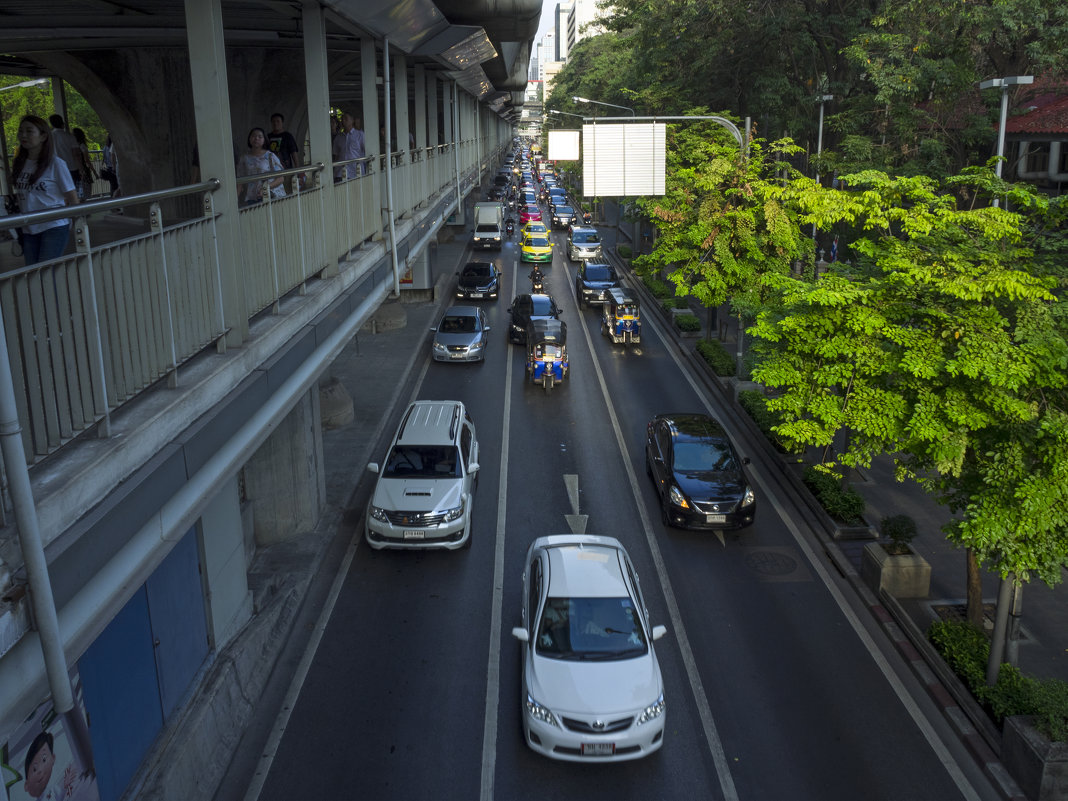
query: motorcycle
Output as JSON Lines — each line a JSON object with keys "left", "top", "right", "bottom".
{"left": 505, "top": 219, "right": 515, "bottom": 238}
{"left": 529, "top": 268, "right": 545, "bottom": 293}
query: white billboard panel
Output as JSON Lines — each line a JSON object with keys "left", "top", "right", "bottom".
{"left": 548, "top": 129, "right": 581, "bottom": 161}
{"left": 582, "top": 123, "right": 665, "bottom": 197}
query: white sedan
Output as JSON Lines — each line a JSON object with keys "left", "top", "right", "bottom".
{"left": 512, "top": 534, "right": 667, "bottom": 761}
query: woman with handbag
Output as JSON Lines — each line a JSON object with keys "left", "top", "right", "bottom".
{"left": 11, "top": 115, "right": 79, "bottom": 266}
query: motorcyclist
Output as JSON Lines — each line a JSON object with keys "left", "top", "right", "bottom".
{"left": 505, "top": 217, "right": 515, "bottom": 237}
{"left": 528, "top": 266, "right": 545, "bottom": 291}
{"left": 582, "top": 210, "right": 593, "bottom": 225}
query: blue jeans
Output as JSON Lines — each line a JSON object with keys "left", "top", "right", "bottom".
{"left": 21, "top": 224, "right": 71, "bottom": 266}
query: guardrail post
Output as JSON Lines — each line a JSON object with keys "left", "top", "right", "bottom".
{"left": 73, "top": 216, "right": 111, "bottom": 438}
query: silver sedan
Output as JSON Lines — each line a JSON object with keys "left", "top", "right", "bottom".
{"left": 430, "top": 306, "right": 491, "bottom": 363}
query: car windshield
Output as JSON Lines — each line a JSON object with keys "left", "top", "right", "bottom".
{"left": 585, "top": 265, "right": 614, "bottom": 281}
{"left": 527, "top": 237, "right": 550, "bottom": 248}
{"left": 530, "top": 296, "right": 555, "bottom": 315}
{"left": 555, "top": 206, "right": 574, "bottom": 215}
{"left": 613, "top": 302, "right": 639, "bottom": 318}
{"left": 383, "top": 445, "right": 461, "bottom": 478}
{"left": 673, "top": 440, "right": 738, "bottom": 473}
{"left": 573, "top": 232, "right": 600, "bottom": 244}
{"left": 536, "top": 597, "right": 648, "bottom": 660}
{"left": 439, "top": 314, "right": 479, "bottom": 333}
{"left": 462, "top": 264, "right": 493, "bottom": 278}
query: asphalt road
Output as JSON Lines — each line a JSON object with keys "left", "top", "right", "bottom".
{"left": 240, "top": 220, "right": 1003, "bottom": 801}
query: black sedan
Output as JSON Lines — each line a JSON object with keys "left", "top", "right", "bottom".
{"left": 456, "top": 261, "right": 500, "bottom": 301}
{"left": 551, "top": 204, "right": 577, "bottom": 229}
{"left": 506, "top": 293, "right": 561, "bottom": 343}
{"left": 575, "top": 262, "right": 619, "bottom": 306}
{"left": 645, "top": 413, "right": 756, "bottom": 530}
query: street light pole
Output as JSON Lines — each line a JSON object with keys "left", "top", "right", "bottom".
{"left": 979, "top": 75, "right": 1033, "bottom": 208}
{"left": 812, "top": 93, "right": 832, "bottom": 266}
{"left": 572, "top": 96, "right": 635, "bottom": 117}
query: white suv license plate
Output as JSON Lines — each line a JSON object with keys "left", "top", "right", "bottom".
{"left": 403, "top": 530, "right": 425, "bottom": 540}
{"left": 582, "top": 742, "right": 615, "bottom": 756}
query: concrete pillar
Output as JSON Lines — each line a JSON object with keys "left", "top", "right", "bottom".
{"left": 413, "top": 65, "right": 426, "bottom": 151}
{"left": 427, "top": 74, "right": 439, "bottom": 147}
{"left": 242, "top": 388, "right": 325, "bottom": 546}
{"left": 197, "top": 476, "right": 252, "bottom": 650}
{"left": 301, "top": 0, "right": 338, "bottom": 275}
{"left": 360, "top": 36, "right": 383, "bottom": 242}
{"left": 185, "top": 0, "right": 248, "bottom": 345}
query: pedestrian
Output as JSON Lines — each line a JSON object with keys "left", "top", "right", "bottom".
{"left": 235, "top": 127, "right": 285, "bottom": 206}
{"left": 339, "top": 112, "right": 366, "bottom": 178}
{"left": 11, "top": 115, "right": 79, "bottom": 265}
{"left": 48, "top": 114, "right": 80, "bottom": 188}
{"left": 330, "top": 115, "right": 346, "bottom": 182}
{"left": 266, "top": 113, "right": 300, "bottom": 169}
{"left": 71, "top": 128, "right": 97, "bottom": 200}
{"left": 101, "top": 133, "right": 120, "bottom": 198}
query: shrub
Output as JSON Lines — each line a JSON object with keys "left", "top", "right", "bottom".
{"left": 737, "top": 390, "right": 803, "bottom": 453}
{"left": 660, "top": 296, "right": 686, "bottom": 310}
{"left": 640, "top": 273, "right": 674, "bottom": 299}
{"left": 675, "top": 313, "right": 701, "bottom": 332}
{"left": 801, "top": 466, "right": 866, "bottom": 525}
{"left": 617, "top": 244, "right": 633, "bottom": 259}
{"left": 696, "top": 339, "right": 736, "bottom": 376}
{"left": 928, "top": 619, "right": 1068, "bottom": 741}
{"left": 880, "top": 514, "right": 917, "bottom": 555}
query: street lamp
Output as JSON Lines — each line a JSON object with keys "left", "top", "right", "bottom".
{"left": 548, "top": 109, "right": 584, "bottom": 122}
{"left": 572, "top": 96, "right": 635, "bottom": 117}
{"left": 0, "top": 77, "right": 48, "bottom": 94}
{"left": 812, "top": 93, "right": 833, "bottom": 259}
{"left": 979, "top": 75, "right": 1033, "bottom": 208}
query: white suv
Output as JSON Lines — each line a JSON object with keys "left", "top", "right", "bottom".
{"left": 365, "top": 401, "right": 480, "bottom": 550}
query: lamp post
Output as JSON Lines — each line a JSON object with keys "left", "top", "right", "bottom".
{"left": 572, "top": 96, "right": 635, "bottom": 117}
{"left": 979, "top": 75, "right": 1033, "bottom": 208}
{"left": 811, "top": 93, "right": 832, "bottom": 261}
{"left": 548, "top": 109, "right": 584, "bottom": 122}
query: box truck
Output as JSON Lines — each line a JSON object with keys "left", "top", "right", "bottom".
{"left": 473, "top": 202, "right": 504, "bottom": 250}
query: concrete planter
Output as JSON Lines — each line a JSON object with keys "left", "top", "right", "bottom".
{"left": 860, "top": 542, "right": 931, "bottom": 598}
{"left": 1003, "top": 716, "right": 1068, "bottom": 801}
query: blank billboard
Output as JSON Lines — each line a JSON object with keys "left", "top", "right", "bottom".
{"left": 548, "top": 129, "right": 581, "bottom": 162}
{"left": 582, "top": 123, "right": 665, "bottom": 197}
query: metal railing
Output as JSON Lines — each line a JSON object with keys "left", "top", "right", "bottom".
{"left": 0, "top": 141, "right": 491, "bottom": 464}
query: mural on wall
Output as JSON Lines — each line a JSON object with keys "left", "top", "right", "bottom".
{"left": 1, "top": 672, "right": 98, "bottom": 801}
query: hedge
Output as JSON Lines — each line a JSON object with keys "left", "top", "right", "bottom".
{"left": 696, "top": 339, "right": 736, "bottom": 376}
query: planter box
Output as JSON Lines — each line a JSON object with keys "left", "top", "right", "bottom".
{"left": 861, "top": 542, "right": 931, "bottom": 598}
{"left": 1003, "top": 716, "right": 1068, "bottom": 801}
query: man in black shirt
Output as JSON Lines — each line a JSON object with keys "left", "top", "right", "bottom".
{"left": 267, "top": 113, "right": 300, "bottom": 169}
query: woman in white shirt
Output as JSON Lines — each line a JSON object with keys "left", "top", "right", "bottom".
{"left": 12, "top": 115, "right": 79, "bottom": 266}
{"left": 236, "top": 127, "right": 285, "bottom": 206}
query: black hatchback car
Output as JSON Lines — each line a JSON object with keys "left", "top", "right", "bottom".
{"left": 575, "top": 262, "right": 619, "bottom": 306}
{"left": 645, "top": 413, "right": 755, "bottom": 530}
{"left": 456, "top": 261, "right": 500, "bottom": 301}
{"left": 506, "top": 293, "right": 561, "bottom": 343}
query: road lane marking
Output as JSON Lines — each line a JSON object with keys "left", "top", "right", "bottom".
{"left": 574, "top": 306, "right": 740, "bottom": 801}
{"left": 479, "top": 244, "right": 518, "bottom": 801}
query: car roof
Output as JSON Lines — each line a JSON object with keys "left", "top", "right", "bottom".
{"left": 539, "top": 536, "right": 629, "bottom": 598}
{"left": 570, "top": 226, "right": 597, "bottom": 234}
{"left": 395, "top": 401, "right": 465, "bottom": 446}
{"left": 659, "top": 413, "right": 729, "bottom": 442}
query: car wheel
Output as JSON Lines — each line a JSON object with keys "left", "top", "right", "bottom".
{"left": 461, "top": 518, "right": 472, "bottom": 549}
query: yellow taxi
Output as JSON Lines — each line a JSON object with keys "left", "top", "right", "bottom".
{"left": 521, "top": 221, "right": 550, "bottom": 238}
{"left": 520, "top": 232, "right": 554, "bottom": 263}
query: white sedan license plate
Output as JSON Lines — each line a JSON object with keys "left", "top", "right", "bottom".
{"left": 582, "top": 742, "right": 615, "bottom": 756}
{"left": 403, "top": 530, "right": 424, "bottom": 540}
{"left": 706, "top": 514, "right": 727, "bottom": 524}
{"left": 470, "top": 292, "right": 483, "bottom": 298}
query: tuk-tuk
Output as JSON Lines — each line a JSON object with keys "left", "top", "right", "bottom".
{"left": 526, "top": 318, "right": 568, "bottom": 393}
{"left": 601, "top": 287, "right": 641, "bottom": 345}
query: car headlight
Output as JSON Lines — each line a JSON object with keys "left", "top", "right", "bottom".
{"left": 470, "top": 340, "right": 485, "bottom": 350}
{"left": 668, "top": 485, "right": 692, "bottom": 510}
{"left": 432, "top": 342, "right": 448, "bottom": 354}
{"left": 636, "top": 694, "right": 665, "bottom": 726}
{"left": 443, "top": 502, "right": 464, "bottom": 522}
{"left": 525, "top": 694, "right": 560, "bottom": 728}
{"left": 369, "top": 505, "right": 389, "bottom": 522}
{"left": 740, "top": 486, "right": 755, "bottom": 508}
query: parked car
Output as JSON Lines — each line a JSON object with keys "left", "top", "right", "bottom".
{"left": 365, "top": 400, "right": 480, "bottom": 550}
{"left": 511, "top": 534, "right": 667, "bottom": 762}
{"left": 645, "top": 413, "right": 756, "bottom": 530}
{"left": 429, "top": 306, "right": 490, "bottom": 363}
{"left": 507, "top": 293, "right": 561, "bottom": 343}
{"left": 456, "top": 261, "right": 500, "bottom": 300}
{"left": 575, "top": 262, "right": 619, "bottom": 306}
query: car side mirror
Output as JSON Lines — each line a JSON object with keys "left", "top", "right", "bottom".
{"left": 512, "top": 627, "right": 529, "bottom": 642}
{"left": 367, "top": 462, "right": 380, "bottom": 474}
{"left": 743, "top": 456, "right": 751, "bottom": 465}
{"left": 652, "top": 625, "right": 667, "bottom": 641}
{"left": 483, "top": 325, "right": 491, "bottom": 332}
{"left": 429, "top": 327, "right": 437, "bottom": 332}
{"left": 468, "top": 461, "right": 480, "bottom": 473}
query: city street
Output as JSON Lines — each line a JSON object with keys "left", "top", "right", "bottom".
{"left": 232, "top": 221, "right": 1002, "bottom": 801}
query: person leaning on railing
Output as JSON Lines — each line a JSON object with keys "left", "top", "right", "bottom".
{"left": 10, "top": 115, "right": 79, "bottom": 266}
